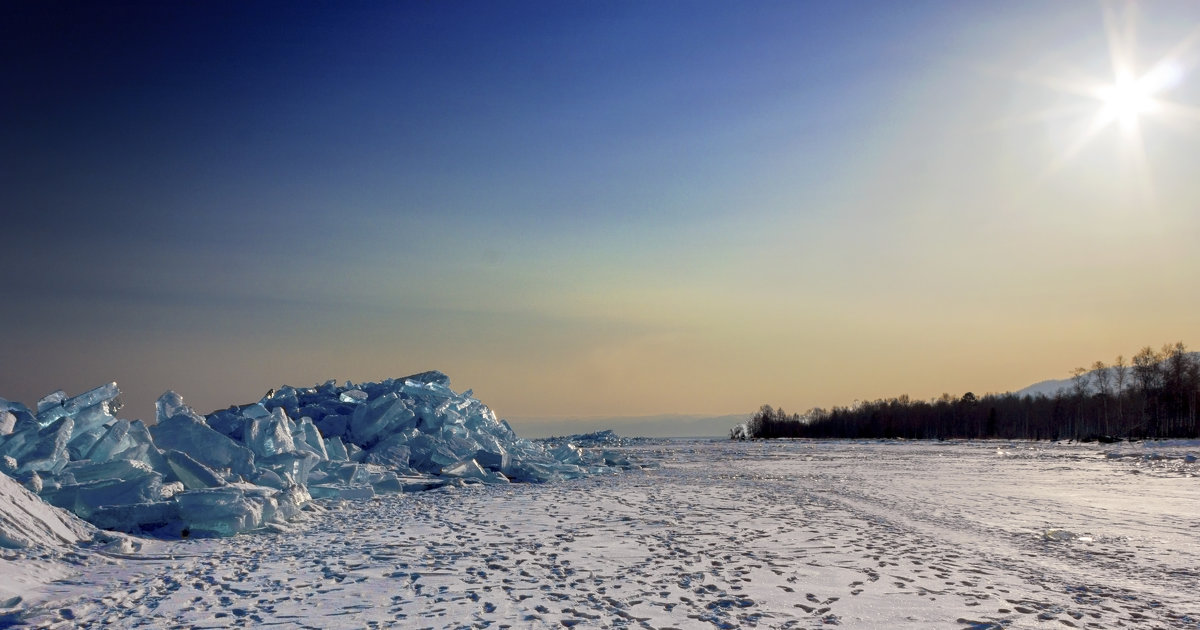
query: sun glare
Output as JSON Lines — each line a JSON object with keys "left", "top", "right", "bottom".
{"left": 1096, "top": 76, "right": 1156, "bottom": 129}
{"left": 1025, "top": 4, "right": 1200, "bottom": 186}
{"left": 1092, "top": 59, "right": 1183, "bottom": 131}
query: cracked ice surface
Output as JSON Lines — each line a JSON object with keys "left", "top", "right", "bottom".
{"left": 9, "top": 440, "right": 1200, "bottom": 629}
{"left": 0, "top": 372, "right": 636, "bottom": 539}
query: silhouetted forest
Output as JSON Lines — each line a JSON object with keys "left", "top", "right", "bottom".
{"left": 733, "top": 342, "right": 1200, "bottom": 441}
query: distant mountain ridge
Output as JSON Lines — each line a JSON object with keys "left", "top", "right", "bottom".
{"left": 1015, "top": 375, "right": 1087, "bottom": 398}
{"left": 1014, "top": 351, "right": 1200, "bottom": 398}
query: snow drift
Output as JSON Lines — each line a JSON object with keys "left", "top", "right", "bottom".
{"left": 0, "top": 372, "right": 634, "bottom": 538}
{"left": 0, "top": 469, "right": 93, "bottom": 550}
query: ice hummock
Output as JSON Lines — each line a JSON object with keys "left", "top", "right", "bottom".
{"left": 0, "top": 372, "right": 638, "bottom": 538}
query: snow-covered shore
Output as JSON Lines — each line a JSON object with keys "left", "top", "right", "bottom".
{"left": 4, "top": 438, "right": 1198, "bottom": 628}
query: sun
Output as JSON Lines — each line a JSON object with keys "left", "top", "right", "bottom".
{"left": 1096, "top": 76, "right": 1156, "bottom": 129}
{"left": 1090, "top": 58, "right": 1183, "bottom": 134}
{"left": 1026, "top": 4, "right": 1199, "bottom": 182}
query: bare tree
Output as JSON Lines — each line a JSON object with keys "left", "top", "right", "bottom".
{"left": 1112, "top": 355, "right": 1128, "bottom": 427}
{"left": 1070, "top": 367, "right": 1089, "bottom": 436}
{"left": 1163, "top": 342, "right": 1195, "bottom": 436}
{"left": 1070, "top": 367, "right": 1089, "bottom": 396}
{"left": 1132, "top": 346, "right": 1163, "bottom": 435}
{"left": 1092, "top": 360, "right": 1111, "bottom": 435}
{"left": 1189, "top": 352, "right": 1200, "bottom": 436}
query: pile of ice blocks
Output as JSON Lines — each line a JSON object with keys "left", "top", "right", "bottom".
{"left": 0, "top": 372, "right": 633, "bottom": 537}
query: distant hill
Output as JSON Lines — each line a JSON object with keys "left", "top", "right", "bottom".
{"left": 1013, "top": 352, "right": 1200, "bottom": 398}
{"left": 1014, "top": 376, "right": 1079, "bottom": 398}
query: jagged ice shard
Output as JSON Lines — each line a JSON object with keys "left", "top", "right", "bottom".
{"left": 0, "top": 371, "right": 637, "bottom": 538}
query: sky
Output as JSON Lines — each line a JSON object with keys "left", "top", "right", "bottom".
{"left": 3, "top": 1, "right": 1199, "bottom": 434}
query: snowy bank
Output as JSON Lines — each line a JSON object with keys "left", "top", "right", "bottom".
{"left": 0, "top": 469, "right": 94, "bottom": 550}
{"left": 0, "top": 372, "right": 636, "bottom": 538}
{"left": 0, "top": 471, "right": 96, "bottom": 611}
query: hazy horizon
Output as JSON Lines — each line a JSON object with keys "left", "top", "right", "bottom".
{"left": 4, "top": 1, "right": 1199, "bottom": 432}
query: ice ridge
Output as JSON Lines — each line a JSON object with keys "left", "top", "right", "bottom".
{"left": 0, "top": 373, "right": 636, "bottom": 537}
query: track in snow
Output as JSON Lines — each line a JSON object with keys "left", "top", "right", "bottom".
{"left": 12, "top": 440, "right": 1200, "bottom": 629}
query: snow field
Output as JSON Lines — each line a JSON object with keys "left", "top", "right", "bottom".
{"left": 9, "top": 439, "right": 1200, "bottom": 629}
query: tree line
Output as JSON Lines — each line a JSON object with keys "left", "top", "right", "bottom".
{"left": 732, "top": 341, "right": 1200, "bottom": 441}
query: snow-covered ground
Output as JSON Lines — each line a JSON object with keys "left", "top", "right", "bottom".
{"left": 5, "top": 439, "right": 1199, "bottom": 629}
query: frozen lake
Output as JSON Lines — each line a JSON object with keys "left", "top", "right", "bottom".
{"left": 12, "top": 439, "right": 1200, "bottom": 628}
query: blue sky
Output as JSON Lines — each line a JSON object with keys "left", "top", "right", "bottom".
{"left": 3, "top": 1, "right": 1199, "bottom": 430}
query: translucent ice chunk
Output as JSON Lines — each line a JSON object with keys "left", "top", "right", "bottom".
{"left": 339, "top": 389, "right": 368, "bottom": 404}
{"left": 350, "top": 394, "right": 415, "bottom": 447}
{"left": 0, "top": 398, "right": 35, "bottom": 435}
{"left": 43, "top": 466, "right": 164, "bottom": 519}
{"left": 414, "top": 404, "right": 442, "bottom": 432}
{"left": 324, "top": 436, "right": 349, "bottom": 462}
{"left": 151, "top": 408, "right": 256, "bottom": 477}
{"left": 551, "top": 442, "right": 586, "bottom": 465}
{"left": 440, "top": 433, "right": 481, "bottom": 459}
{"left": 241, "top": 403, "right": 270, "bottom": 419}
{"left": 117, "top": 420, "right": 171, "bottom": 474}
{"left": 112, "top": 441, "right": 149, "bottom": 467}
{"left": 65, "top": 400, "right": 117, "bottom": 441}
{"left": 369, "top": 471, "right": 405, "bottom": 493}
{"left": 0, "top": 411, "right": 15, "bottom": 436}
{"left": 249, "top": 468, "right": 286, "bottom": 489}
{"left": 402, "top": 381, "right": 453, "bottom": 406}
{"left": 308, "top": 484, "right": 374, "bottom": 500}
{"left": 405, "top": 432, "right": 459, "bottom": 473}
{"left": 401, "top": 370, "right": 451, "bottom": 386}
{"left": 61, "top": 458, "right": 154, "bottom": 484}
{"left": 502, "top": 458, "right": 575, "bottom": 484}
{"left": 483, "top": 470, "right": 510, "bottom": 484}
{"left": 155, "top": 391, "right": 188, "bottom": 425}
{"left": 272, "top": 484, "right": 310, "bottom": 522}
{"left": 440, "top": 459, "right": 488, "bottom": 481}
{"left": 601, "top": 450, "right": 633, "bottom": 468}
{"left": 16, "top": 416, "right": 74, "bottom": 474}
{"left": 396, "top": 476, "right": 448, "bottom": 492}
{"left": 473, "top": 446, "right": 509, "bottom": 472}
{"left": 36, "top": 390, "right": 68, "bottom": 414}
{"left": 174, "top": 486, "right": 264, "bottom": 537}
{"left": 260, "top": 386, "right": 300, "bottom": 418}
{"left": 257, "top": 451, "right": 320, "bottom": 486}
{"left": 0, "top": 428, "right": 33, "bottom": 464}
{"left": 315, "top": 414, "right": 349, "bottom": 441}
{"left": 243, "top": 408, "right": 296, "bottom": 459}
{"left": 163, "top": 449, "right": 226, "bottom": 489}
{"left": 325, "top": 462, "right": 371, "bottom": 485}
{"left": 294, "top": 417, "right": 328, "bottom": 460}
{"left": 204, "top": 408, "right": 245, "bottom": 440}
{"left": 364, "top": 435, "right": 412, "bottom": 471}
{"left": 38, "top": 383, "right": 121, "bottom": 427}
{"left": 88, "top": 501, "right": 180, "bottom": 535}
{"left": 66, "top": 427, "right": 104, "bottom": 461}
{"left": 84, "top": 419, "right": 130, "bottom": 464}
